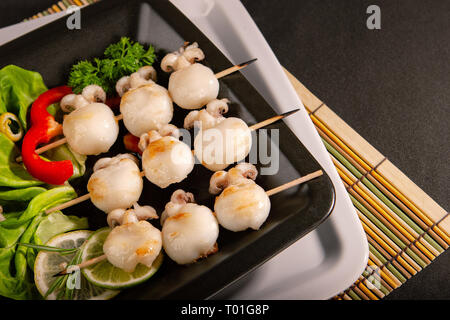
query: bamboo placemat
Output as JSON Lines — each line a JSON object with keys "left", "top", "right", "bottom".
{"left": 25, "top": 2, "right": 450, "bottom": 300}
{"left": 23, "top": 0, "right": 98, "bottom": 21}
{"left": 285, "top": 69, "right": 449, "bottom": 300}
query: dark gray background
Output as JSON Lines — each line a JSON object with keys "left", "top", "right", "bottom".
{"left": 0, "top": 0, "right": 448, "bottom": 300}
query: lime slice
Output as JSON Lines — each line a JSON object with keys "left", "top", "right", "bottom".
{"left": 81, "top": 227, "right": 163, "bottom": 289}
{"left": 34, "top": 230, "right": 119, "bottom": 300}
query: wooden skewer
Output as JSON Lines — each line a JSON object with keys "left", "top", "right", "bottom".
{"left": 265, "top": 170, "right": 323, "bottom": 196}
{"left": 17, "top": 137, "right": 68, "bottom": 162}
{"left": 249, "top": 109, "right": 300, "bottom": 131}
{"left": 56, "top": 254, "right": 107, "bottom": 276}
{"left": 55, "top": 169, "right": 323, "bottom": 276}
{"left": 215, "top": 58, "right": 257, "bottom": 79}
{"left": 45, "top": 194, "right": 91, "bottom": 215}
{"left": 16, "top": 61, "right": 256, "bottom": 163}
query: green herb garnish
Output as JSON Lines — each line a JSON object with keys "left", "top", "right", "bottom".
{"left": 68, "top": 37, "right": 156, "bottom": 94}
{"left": 17, "top": 242, "right": 79, "bottom": 254}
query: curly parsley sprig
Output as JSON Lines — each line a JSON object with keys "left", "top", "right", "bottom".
{"left": 68, "top": 37, "right": 156, "bottom": 94}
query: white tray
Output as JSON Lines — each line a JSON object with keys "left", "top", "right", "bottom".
{"left": 0, "top": 0, "right": 368, "bottom": 299}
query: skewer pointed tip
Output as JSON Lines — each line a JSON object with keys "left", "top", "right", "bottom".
{"left": 265, "top": 170, "right": 324, "bottom": 197}
{"left": 249, "top": 108, "right": 300, "bottom": 131}
{"left": 237, "top": 58, "right": 257, "bottom": 68}
{"left": 280, "top": 108, "right": 300, "bottom": 119}
{"left": 215, "top": 58, "right": 257, "bottom": 79}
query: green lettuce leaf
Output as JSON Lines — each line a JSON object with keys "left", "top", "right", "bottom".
{"left": 18, "top": 186, "right": 77, "bottom": 223}
{"left": 0, "top": 245, "right": 36, "bottom": 300}
{"left": 0, "top": 210, "right": 35, "bottom": 300}
{"left": 0, "top": 133, "right": 43, "bottom": 188}
{"left": 0, "top": 186, "right": 80, "bottom": 300}
{"left": 0, "top": 65, "right": 48, "bottom": 130}
{"left": 0, "top": 186, "right": 47, "bottom": 202}
{"left": 0, "top": 186, "right": 47, "bottom": 214}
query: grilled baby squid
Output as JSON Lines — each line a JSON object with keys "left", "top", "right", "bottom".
{"left": 107, "top": 202, "right": 158, "bottom": 228}
{"left": 103, "top": 205, "right": 162, "bottom": 273}
{"left": 87, "top": 154, "right": 143, "bottom": 213}
{"left": 117, "top": 66, "right": 173, "bottom": 137}
{"left": 209, "top": 163, "right": 271, "bottom": 232}
{"left": 139, "top": 125, "right": 194, "bottom": 188}
{"left": 184, "top": 98, "right": 229, "bottom": 130}
{"left": 161, "top": 190, "right": 219, "bottom": 265}
{"left": 193, "top": 113, "right": 252, "bottom": 172}
{"left": 61, "top": 85, "right": 119, "bottom": 155}
{"left": 161, "top": 42, "right": 219, "bottom": 110}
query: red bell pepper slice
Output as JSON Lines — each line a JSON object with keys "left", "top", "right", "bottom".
{"left": 21, "top": 86, "right": 74, "bottom": 185}
{"left": 123, "top": 133, "right": 142, "bottom": 155}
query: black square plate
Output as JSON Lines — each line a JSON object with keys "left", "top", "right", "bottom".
{"left": 0, "top": 0, "right": 335, "bottom": 299}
